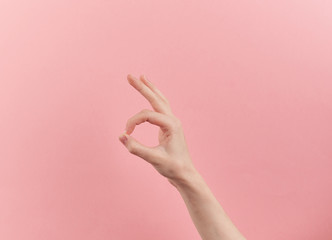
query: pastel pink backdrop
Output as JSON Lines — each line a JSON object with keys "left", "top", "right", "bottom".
{"left": 0, "top": 1, "right": 331, "bottom": 239}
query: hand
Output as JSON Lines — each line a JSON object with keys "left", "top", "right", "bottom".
{"left": 118, "top": 74, "right": 197, "bottom": 185}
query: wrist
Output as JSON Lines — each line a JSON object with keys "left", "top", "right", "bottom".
{"left": 168, "top": 164, "right": 202, "bottom": 190}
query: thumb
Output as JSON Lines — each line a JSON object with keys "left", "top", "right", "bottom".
{"left": 118, "top": 132, "right": 159, "bottom": 164}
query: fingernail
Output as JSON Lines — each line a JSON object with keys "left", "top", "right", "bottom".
{"left": 119, "top": 133, "right": 128, "bottom": 145}
{"left": 119, "top": 130, "right": 128, "bottom": 144}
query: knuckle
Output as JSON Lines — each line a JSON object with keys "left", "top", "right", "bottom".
{"left": 171, "top": 117, "right": 182, "bottom": 129}
{"left": 140, "top": 109, "right": 151, "bottom": 115}
{"left": 142, "top": 109, "right": 151, "bottom": 120}
{"left": 149, "top": 97, "right": 157, "bottom": 104}
{"left": 170, "top": 120, "right": 181, "bottom": 132}
{"left": 164, "top": 98, "right": 170, "bottom": 105}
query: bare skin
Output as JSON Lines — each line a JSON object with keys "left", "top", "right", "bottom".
{"left": 118, "top": 74, "right": 246, "bottom": 240}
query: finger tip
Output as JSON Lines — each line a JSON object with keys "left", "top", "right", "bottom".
{"left": 127, "top": 74, "right": 137, "bottom": 85}
{"left": 120, "top": 130, "right": 129, "bottom": 137}
{"left": 127, "top": 74, "right": 132, "bottom": 80}
{"left": 140, "top": 75, "right": 149, "bottom": 85}
{"left": 119, "top": 134, "right": 128, "bottom": 145}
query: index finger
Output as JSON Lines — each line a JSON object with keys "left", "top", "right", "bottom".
{"left": 125, "top": 109, "right": 175, "bottom": 135}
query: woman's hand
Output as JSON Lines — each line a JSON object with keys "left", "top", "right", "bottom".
{"left": 118, "top": 74, "right": 197, "bottom": 185}
{"left": 118, "top": 74, "right": 247, "bottom": 240}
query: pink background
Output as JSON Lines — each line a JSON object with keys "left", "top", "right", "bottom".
{"left": 0, "top": 1, "right": 331, "bottom": 239}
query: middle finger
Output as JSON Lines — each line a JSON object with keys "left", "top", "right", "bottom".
{"left": 127, "top": 74, "right": 172, "bottom": 115}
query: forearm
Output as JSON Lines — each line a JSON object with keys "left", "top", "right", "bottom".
{"left": 170, "top": 167, "right": 246, "bottom": 240}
